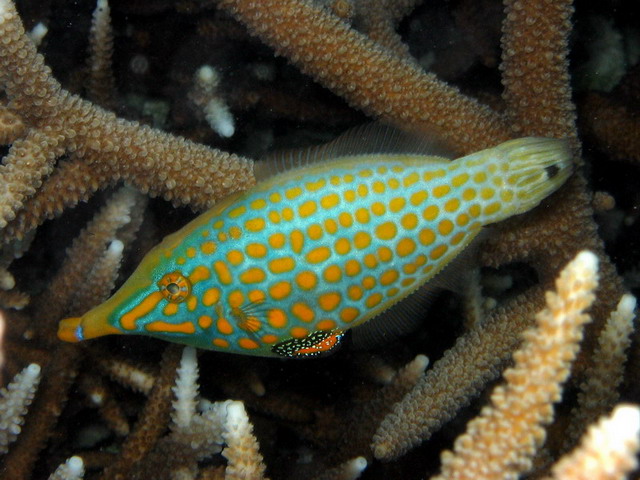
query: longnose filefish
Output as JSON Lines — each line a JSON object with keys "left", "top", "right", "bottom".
{"left": 58, "top": 126, "right": 572, "bottom": 357}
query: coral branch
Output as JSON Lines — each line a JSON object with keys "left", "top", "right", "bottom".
{"left": 222, "top": 401, "right": 268, "bottom": 480}
{"left": 550, "top": 404, "right": 640, "bottom": 480}
{"left": 564, "top": 294, "right": 637, "bottom": 449}
{"left": 501, "top": 0, "right": 577, "bottom": 141}
{"left": 99, "top": 345, "right": 181, "bottom": 480}
{"left": 431, "top": 251, "right": 598, "bottom": 480}
{"left": 87, "top": 0, "right": 116, "bottom": 109}
{"left": 355, "top": 0, "right": 422, "bottom": 59}
{"left": 0, "top": 363, "right": 41, "bottom": 454}
{"left": 48, "top": 456, "right": 85, "bottom": 480}
{"left": 218, "top": 0, "right": 510, "bottom": 153}
{"left": 0, "top": 129, "right": 61, "bottom": 228}
{"left": 372, "top": 289, "right": 543, "bottom": 460}
{"left": 0, "top": 0, "right": 255, "bottom": 224}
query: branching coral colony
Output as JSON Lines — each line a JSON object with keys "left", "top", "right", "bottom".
{"left": 0, "top": 0, "right": 639, "bottom": 479}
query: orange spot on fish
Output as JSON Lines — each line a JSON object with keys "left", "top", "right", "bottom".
{"left": 291, "top": 302, "right": 314, "bottom": 323}
{"left": 290, "top": 229, "right": 304, "bottom": 253}
{"left": 238, "top": 338, "right": 260, "bottom": 350}
{"left": 212, "top": 338, "right": 229, "bottom": 348}
{"left": 269, "top": 257, "right": 296, "bottom": 273}
{"left": 201, "top": 241, "right": 216, "bottom": 255}
{"left": 269, "top": 281, "right": 292, "bottom": 300}
{"left": 268, "top": 308, "right": 288, "bottom": 328}
{"left": 145, "top": 321, "right": 196, "bottom": 334}
{"left": 121, "top": 291, "right": 164, "bottom": 330}
{"left": 295, "top": 271, "right": 317, "bottom": 290}
{"left": 318, "top": 292, "right": 341, "bottom": 311}
{"left": 203, "top": 288, "right": 220, "bottom": 306}
{"left": 198, "top": 315, "right": 213, "bottom": 329}
{"left": 261, "top": 334, "right": 279, "bottom": 344}
{"left": 290, "top": 326, "right": 309, "bottom": 338}
{"left": 316, "top": 319, "right": 337, "bottom": 330}
{"left": 189, "top": 265, "right": 210, "bottom": 283}
{"left": 213, "top": 261, "right": 233, "bottom": 284}
{"left": 217, "top": 317, "right": 234, "bottom": 335}
{"left": 239, "top": 267, "right": 266, "bottom": 284}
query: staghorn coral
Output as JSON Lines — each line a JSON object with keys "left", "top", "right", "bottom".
{"left": 0, "top": 363, "right": 40, "bottom": 454}
{"left": 563, "top": 294, "right": 636, "bottom": 449}
{"left": 431, "top": 250, "right": 598, "bottom": 480}
{"left": 1, "top": 184, "right": 146, "bottom": 478}
{"left": 86, "top": 0, "right": 116, "bottom": 110}
{"left": 48, "top": 457, "right": 85, "bottom": 480}
{"left": 0, "top": 0, "right": 254, "bottom": 237}
{"left": 549, "top": 404, "right": 640, "bottom": 480}
{"left": 1, "top": 0, "right": 639, "bottom": 479}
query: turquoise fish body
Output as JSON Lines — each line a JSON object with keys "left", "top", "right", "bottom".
{"left": 59, "top": 137, "right": 571, "bottom": 357}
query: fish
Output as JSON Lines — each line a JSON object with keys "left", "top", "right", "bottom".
{"left": 58, "top": 127, "right": 572, "bottom": 358}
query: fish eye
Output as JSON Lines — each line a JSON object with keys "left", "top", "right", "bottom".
{"left": 158, "top": 271, "right": 191, "bottom": 303}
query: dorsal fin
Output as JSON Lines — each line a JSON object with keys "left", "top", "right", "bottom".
{"left": 254, "top": 122, "right": 455, "bottom": 180}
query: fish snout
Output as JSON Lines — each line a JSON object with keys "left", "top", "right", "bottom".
{"left": 58, "top": 317, "right": 84, "bottom": 343}
{"left": 58, "top": 311, "right": 123, "bottom": 343}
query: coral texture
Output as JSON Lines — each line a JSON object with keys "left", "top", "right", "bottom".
{"left": 1, "top": 0, "right": 639, "bottom": 479}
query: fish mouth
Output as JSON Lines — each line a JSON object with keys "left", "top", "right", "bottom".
{"left": 58, "top": 317, "right": 83, "bottom": 342}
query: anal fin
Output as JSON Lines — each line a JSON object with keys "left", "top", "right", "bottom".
{"left": 351, "top": 287, "right": 438, "bottom": 350}
{"left": 352, "top": 231, "right": 487, "bottom": 350}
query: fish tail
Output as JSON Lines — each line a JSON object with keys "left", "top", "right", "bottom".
{"left": 501, "top": 137, "right": 572, "bottom": 175}
{"left": 490, "top": 137, "right": 573, "bottom": 217}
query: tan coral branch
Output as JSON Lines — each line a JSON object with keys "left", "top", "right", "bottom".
{"left": 355, "top": 0, "right": 423, "bottom": 60}
{"left": 218, "top": 0, "right": 510, "bottom": 153}
{"left": 372, "top": 288, "right": 543, "bottom": 460}
{"left": 87, "top": 0, "right": 117, "bottom": 109}
{"left": 550, "top": 404, "right": 640, "bottom": 480}
{"left": 0, "top": 0, "right": 255, "bottom": 228}
{"left": 501, "top": 0, "right": 577, "bottom": 142}
{"left": 430, "top": 251, "right": 598, "bottom": 480}
{"left": 0, "top": 129, "right": 62, "bottom": 228}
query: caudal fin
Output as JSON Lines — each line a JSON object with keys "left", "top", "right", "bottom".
{"left": 495, "top": 137, "right": 572, "bottom": 216}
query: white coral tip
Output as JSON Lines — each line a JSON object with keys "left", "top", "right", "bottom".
{"left": 107, "top": 240, "right": 124, "bottom": 256}
{"left": 197, "top": 65, "right": 218, "bottom": 86}
{"left": 66, "top": 456, "right": 85, "bottom": 476}
{"left": 349, "top": 456, "right": 367, "bottom": 473}
{"left": 607, "top": 405, "right": 640, "bottom": 451}
{"left": 26, "top": 363, "right": 41, "bottom": 377}
{"left": 225, "top": 401, "right": 246, "bottom": 428}
{"left": 617, "top": 294, "right": 637, "bottom": 317}
{"left": 413, "top": 354, "right": 429, "bottom": 370}
{"left": 574, "top": 250, "right": 598, "bottom": 274}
